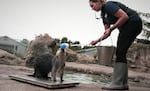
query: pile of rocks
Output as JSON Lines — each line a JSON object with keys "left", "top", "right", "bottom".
{"left": 25, "top": 33, "right": 97, "bottom": 67}
{"left": 0, "top": 49, "right": 25, "bottom": 66}
{"left": 127, "top": 43, "right": 150, "bottom": 72}
{"left": 25, "top": 33, "right": 57, "bottom": 67}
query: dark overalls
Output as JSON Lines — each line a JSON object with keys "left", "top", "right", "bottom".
{"left": 101, "top": 1, "right": 142, "bottom": 63}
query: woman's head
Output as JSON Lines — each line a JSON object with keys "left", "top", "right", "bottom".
{"left": 89, "top": 0, "right": 106, "bottom": 11}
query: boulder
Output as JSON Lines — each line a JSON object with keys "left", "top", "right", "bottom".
{"left": 25, "top": 33, "right": 58, "bottom": 67}
{"left": 76, "top": 54, "right": 97, "bottom": 64}
{"left": 127, "top": 43, "right": 150, "bottom": 72}
{"left": 0, "top": 49, "right": 24, "bottom": 66}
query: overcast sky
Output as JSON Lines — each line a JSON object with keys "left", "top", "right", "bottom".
{"left": 0, "top": 0, "right": 149, "bottom": 46}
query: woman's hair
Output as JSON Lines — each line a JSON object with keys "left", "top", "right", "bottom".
{"left": 89, "top": 0, "right": 98, "bottom": 2}
{"left": 89, "top": 0, "right": 106, "bottom": 3}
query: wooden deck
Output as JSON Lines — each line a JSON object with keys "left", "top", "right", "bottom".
{"left": 9, "top": 74, "right": 80, "bottom": 89}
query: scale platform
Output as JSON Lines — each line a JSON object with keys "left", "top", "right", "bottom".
{"left": 9, "top": 74, "right": 80, "bottom": 89}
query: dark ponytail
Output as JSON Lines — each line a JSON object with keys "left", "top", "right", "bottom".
{"left": 89, "top": 0, "right": 98, "bottom": 2}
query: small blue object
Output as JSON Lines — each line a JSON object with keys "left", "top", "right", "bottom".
{"left": 60, "top": 43, "right": 68, "bottom": 49}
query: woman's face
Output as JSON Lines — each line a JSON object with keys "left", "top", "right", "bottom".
{"left": 89, "top": 0, "right": 103, "bottom": 12}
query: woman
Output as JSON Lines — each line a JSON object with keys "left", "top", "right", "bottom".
{"left": 89, "top": 0, "right": 142, "bottom": 90}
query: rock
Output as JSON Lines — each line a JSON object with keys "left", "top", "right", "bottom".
{"left": 130, "top": 65, "right": 137, "bottom": 68}
{"left": 76, "top": 54, "right": 96, "bottom": 64}
{"left": 0, "top": 49, "right": 25, "bottom": 66}
{"left": 25, "top": 33, "right": 58, "bottom": 67}
{"left": 127, "top": 43, "right": 150, "bottom": 73}
{"left": 65, "top": 48, "right": 78, "bottom": 62}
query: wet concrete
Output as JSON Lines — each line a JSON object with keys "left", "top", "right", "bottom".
{"left": 0, "top": 63, "right": 150, "bottom": 91}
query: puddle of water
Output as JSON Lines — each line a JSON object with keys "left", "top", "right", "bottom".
{"left": 63, "top": 70, "right": 150, "bottom": 88}
{"left": 63, "top": 70, "right": 111, "bottom": 85}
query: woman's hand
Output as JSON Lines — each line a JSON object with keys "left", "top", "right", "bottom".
{"left": 90, "top": 40, "right": 98, "bottom": 45}
{"left": 90, "top": 37, "right": 102, "bottom": 45}
{"left": 90, "top": 28, "right": 112, "bottom": 45}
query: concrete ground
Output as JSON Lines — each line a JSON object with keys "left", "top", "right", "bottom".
{"left": 0, "top": 63, "right": 150, "bottom": 91}
{"left": 65, "top": 62, "right": 150, "bottom": 80}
